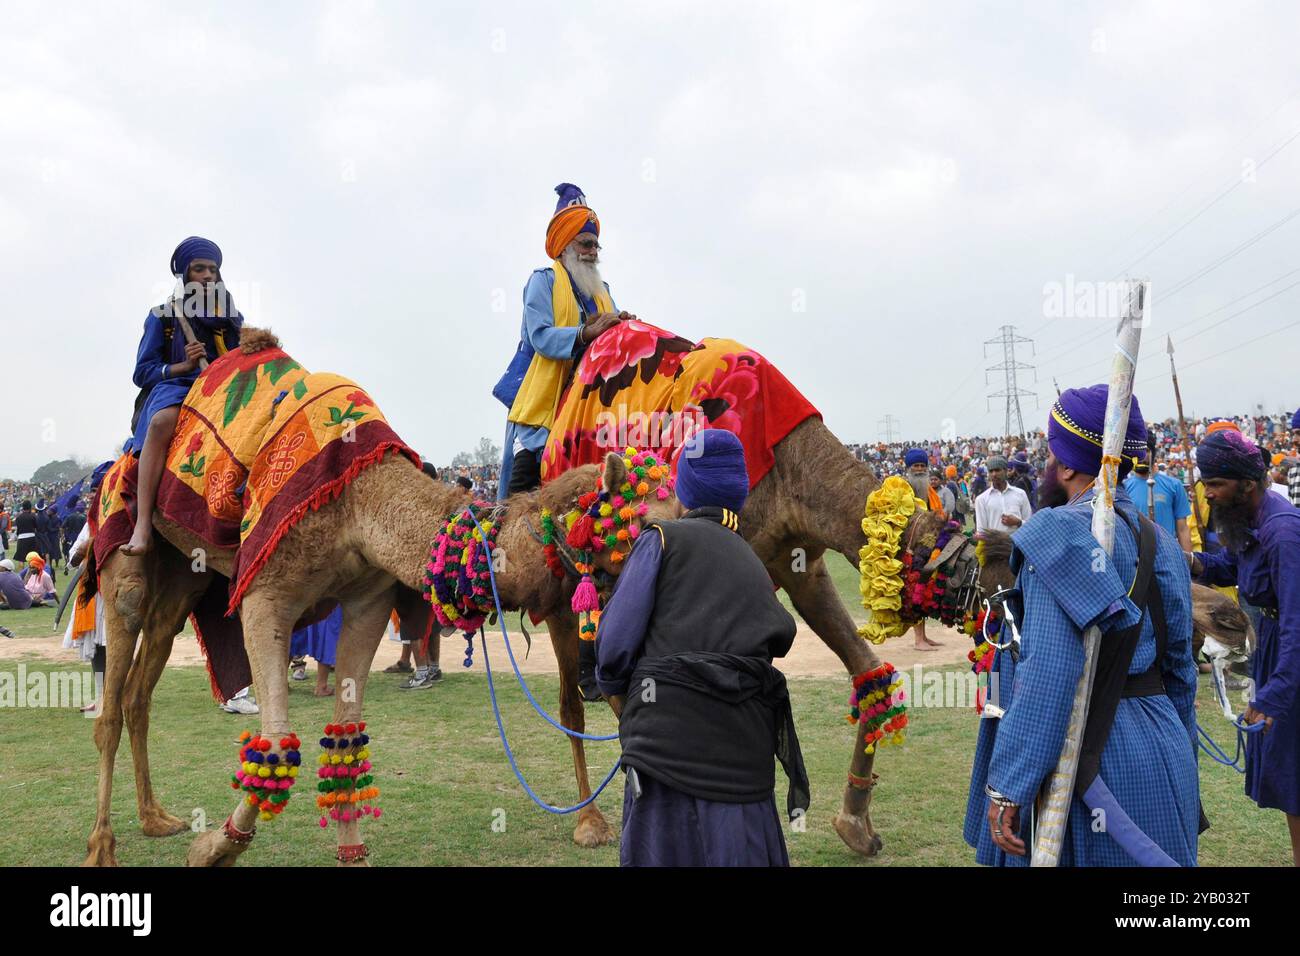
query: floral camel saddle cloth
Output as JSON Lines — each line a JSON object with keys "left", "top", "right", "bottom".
{"left": 93, "top": 329, "right": 419, "bottom": 614}
{"left": 541, "top": 320, "right": 820, "bottom": 488}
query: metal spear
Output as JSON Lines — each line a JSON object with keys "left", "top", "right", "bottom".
{"left": 1030, "top": 278, "right": 1147, "bottom": 866}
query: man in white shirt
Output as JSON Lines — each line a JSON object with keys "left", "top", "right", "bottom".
{"left": 974, "top": 455, "right": 1033, "bottom": 534}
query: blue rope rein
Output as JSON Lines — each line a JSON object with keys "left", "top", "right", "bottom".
{"left": 465, "top": 508, "right": 622, "bottom": 815}
{"left": 1195, "top": 663, "right": 1265, "bottom": 773}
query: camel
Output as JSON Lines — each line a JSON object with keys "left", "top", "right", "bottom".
{"left": 974, "top": 529, "right": 1256, "bottom": 658}
{"left": 84, "top": 337, "right": 675, "bottom": 866}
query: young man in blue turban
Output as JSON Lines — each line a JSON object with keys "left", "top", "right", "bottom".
{"left": 494, "top": 184, "right": 635, "bottom": 498}
{"left": 965, "top": 384, "right": 1200, "bottom": 866}
{"left": 121, "top": 237, "right": 243, "bottom": 555}
{"left": 1190, "top": 428, "right": 1300, "bottom": 865}
{"left": 595, "top": 428, "right": 809, "bottom": 866}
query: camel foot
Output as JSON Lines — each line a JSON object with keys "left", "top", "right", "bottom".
{"left": 140, "top": 807, "right": 188, "bottom": 837}
{"left": 186, "top": 829, "right": 250, "bottom": 867}
{"left": 572, "top": 807, "right": 615, "bottom": 848}
{"left": 83, "top": 830, "right": 119, "bottom": 867}
{"left": 832, "top": 811, "right": 884, "bottom": 857}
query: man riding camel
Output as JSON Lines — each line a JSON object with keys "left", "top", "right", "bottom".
{"left": 495, "top": 183, "right": 635, "bottom": 498}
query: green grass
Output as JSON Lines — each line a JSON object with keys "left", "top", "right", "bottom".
{"left": 0, "top": 655, "right": 1289, "bottom": 866}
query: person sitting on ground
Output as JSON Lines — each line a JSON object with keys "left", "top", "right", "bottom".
{"left": 0, "top": 558, "right": 33, "bottom": 610}
{"left": 596, "top": 429, "right": 809, "bottom": 866}
{"left": 121, "top": 237, "right": 243, "bottom": 555}
{"left": 23, "top": 554, "right": 56, "bottom": 605}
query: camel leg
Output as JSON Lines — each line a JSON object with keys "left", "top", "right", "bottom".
{"left": 327, "top": 589, "right": 393, "bottom": 867}
{"left": 187, "top": 588, "right": 298, "bottom": 867}
{"left": 548, "top": 611, "right": 614, "bottom": 847}
{"left": 83, "top": 563, "right": 146, "bottom": 867}
{"left": 769, "top": 552, "right": 887, "bottom": 858}
{"left": 124, "top": 565, "right": 208, "bottom": 838}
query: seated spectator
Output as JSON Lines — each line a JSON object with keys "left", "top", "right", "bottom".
{"left": 22, "top": 554, "right": 56, "bottom": 605}
{"left": 0, "top": 558, "right": 34, "bottom": 610}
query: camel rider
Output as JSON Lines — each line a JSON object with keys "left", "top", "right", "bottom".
{"left": 121, "top": 237, "right": 243, "bottom": 555}
{"left": 494, "top": 183, "right": 635, "bottom": 499}
{"left": 596, "top": 429, "right": 808, "bottom": 866}
{"left": 966, "top": 385, "right": 1199, "bottom": 866}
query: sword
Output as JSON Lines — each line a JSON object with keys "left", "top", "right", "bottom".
{"left": 54, "top": 562, "right": 85, "bottom": 629}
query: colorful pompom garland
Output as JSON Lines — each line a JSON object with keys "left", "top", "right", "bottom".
{"left": 559, "top": 447, "right": 675, "bottom": 641}
{"left": 231, "top": 731, "right": 302, "bottom": 822}
{"left": 539, "top": 509, "right": 566, "bottom": 580}
{"left": 847, "top": 665, "right": 907, "bottom": 753}
{"left": 423, "top": 502, "right": 502, "bottom": 666}
{"left": 317, "top": 722, "right": 380, "bottom": 829}
{"left": 967, "top": 607, "right": 1001, "bottom": 714}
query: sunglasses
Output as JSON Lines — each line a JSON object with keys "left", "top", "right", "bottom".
{"left": 574, "top": 238, "right": 601, "bottom": 251}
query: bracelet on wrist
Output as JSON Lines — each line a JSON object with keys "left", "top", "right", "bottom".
{"left": 985, "top": 784, "right": 1018, "bottom": 808}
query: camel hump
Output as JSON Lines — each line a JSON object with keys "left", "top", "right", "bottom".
{"left": 239, "top": 327, "right": 281, "bottom": 354}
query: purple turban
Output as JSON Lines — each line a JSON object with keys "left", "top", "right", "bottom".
{"left": 1048, "top": 384, "right": 1147, "bottom": 478}
{"left": 1010, "top": 451, "right": 1031, "bottom": 473}
{"left": 554, "top": 183, "right": 599, "bottom": 237}
{"left": 170, "top": 236, "right": 222, "bottom": 278}
{"left": 676, "top": 429, "right": 750, "bottom": 514}
{"left": 1292, "top": 407, "right": 1300, "bottom": 430}
{"left": 1196, "top": 430, "right": 1266, "bottom": 482}
{"left": 904, "top": 448, "right": 928, "bottom": 468}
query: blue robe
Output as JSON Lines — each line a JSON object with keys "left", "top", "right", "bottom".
{"left": 596, "top": 530, "right": 789, "bottom": 867}
{"left": 1195, "top": 491, "right": 1300, "bottom": 814}
{"left": 964, "top": 488, "right": 1200, "bottom": 866}
{"left": 128, "top": 308, "right": 241, "bottom": 454}
{"left": 290, "top": 606, "right": 341, "bottom": 668}
{"left": 497, "top": 269, "right": 613, "bottom": 497}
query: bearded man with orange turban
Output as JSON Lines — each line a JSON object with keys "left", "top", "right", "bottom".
{"left": 494, "top": 183, "right": 635, "bottom": 497}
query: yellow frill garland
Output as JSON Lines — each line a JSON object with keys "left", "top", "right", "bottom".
{"left": 856, "top": 475, "right": 917, "bottom": 644}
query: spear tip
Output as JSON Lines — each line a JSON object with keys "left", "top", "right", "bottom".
{"left": 1166, "top": 334, "right": 1175, "bottom": 354}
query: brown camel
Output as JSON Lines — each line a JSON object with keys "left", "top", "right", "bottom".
{"left": 974, "top": 528, "right": 1256, "bottom": 657}
{"left": 84, "top": 392, "right": 669, "bottom": 865}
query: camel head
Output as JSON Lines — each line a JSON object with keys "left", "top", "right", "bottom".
{"left": 972, "top": 528, "right": 1016, "bottom": 597}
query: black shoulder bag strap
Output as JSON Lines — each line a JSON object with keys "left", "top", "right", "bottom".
{"left": 1074, "top": 511, "right": 1157, "bottom": 798}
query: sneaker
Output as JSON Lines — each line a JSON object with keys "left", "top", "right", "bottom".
{"left": 399, "top": 666, "right": 442, "bottom": 689}
{"left": 222, "top": 696, "right": 261, "bottom": 715}
{"left": 383, "top": 661, "right": 413, "bottom": 674}
{"left": 291, "top": 665, "right": 308, "bottom": 681}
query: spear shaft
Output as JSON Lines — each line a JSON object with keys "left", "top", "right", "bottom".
{"left": 1166, "top": 336, "right": 1192, "bottom": 492}
{"left": 1030, "top": 279, "right": 1147, "bottom": 867}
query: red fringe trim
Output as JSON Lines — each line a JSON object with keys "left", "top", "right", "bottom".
{"left": 189, "top": 612, "right": 227, "bottom": 704}
{"left": 226, "top": 442, "right": 415, "bottom": 615}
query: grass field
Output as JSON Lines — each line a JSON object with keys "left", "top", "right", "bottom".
{"left": 0, "top": 572, "right": 1289, "bottom": 867}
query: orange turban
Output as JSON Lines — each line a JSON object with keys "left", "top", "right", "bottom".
{"left": 1205, "top": 419, "right": 1239, "bottom": 435}
{"left": 945, "top": 464, "right": 957, "bottom": 478}
{"left": 546, "top": 205, "right": 600, "bottom": 260}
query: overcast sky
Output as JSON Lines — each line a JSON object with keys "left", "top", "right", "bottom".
{"left": 3, "top": 0, "right": 1299, "bottom": 480}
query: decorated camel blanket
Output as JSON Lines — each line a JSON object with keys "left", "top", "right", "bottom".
{"left": 540, "top": 320, "right": 819, "bottom": 486}
{"left": 90, "top": 333, "right": 418, "bottom": 700}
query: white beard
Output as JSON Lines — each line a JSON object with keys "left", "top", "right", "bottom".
{"left": 561, "top": 246, "right": 606, "bottom": 303}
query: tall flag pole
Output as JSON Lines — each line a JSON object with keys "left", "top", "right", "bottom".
{"left": 1166, "top": 335, "right": 1193, "bottom": 492}
{"left": 1030, "top": 278, "right": 1147, "bottom": 867}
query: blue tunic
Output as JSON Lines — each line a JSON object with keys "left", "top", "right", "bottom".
{"left": 964, "top": 488, "right": 1200, "bottom": 866}
{"left": 1195, "top": 491, "right": 1300, "bottom": 814}
{"left": 128, "top": 308, "right": 241, "bottom": 453}
{"left": 497, "top": 269, "right": 612, "bottom": 497}
{"left": 289, "top": 606, "right": 341, "bottom": 668}
{"left": 596, "top": 529, "right": 790, "bottom": 867}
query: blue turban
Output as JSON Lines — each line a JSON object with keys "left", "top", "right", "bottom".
{"left": 1048, "top": 384, "right": 1147, "bottom": 478}
{"left": 1010, "top": 451, "right": 1031, "bottom": 473}
{"left": 170, "top": 236, "right": 223, "bottom": 278}
{"left": 904, "top": 448, "right": 928, "bottom": 468}
{"left": 676, "top": 429, "right": 750, "bottom": 514}
{"left": 1196, "top": 431, "right": 1266, "bottom": 482}
{"left": 1292, "top": 407, "right": 1300, "bottom": 430}
{"left": 554, "top": 183, "right": 599, "bottom": 237}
